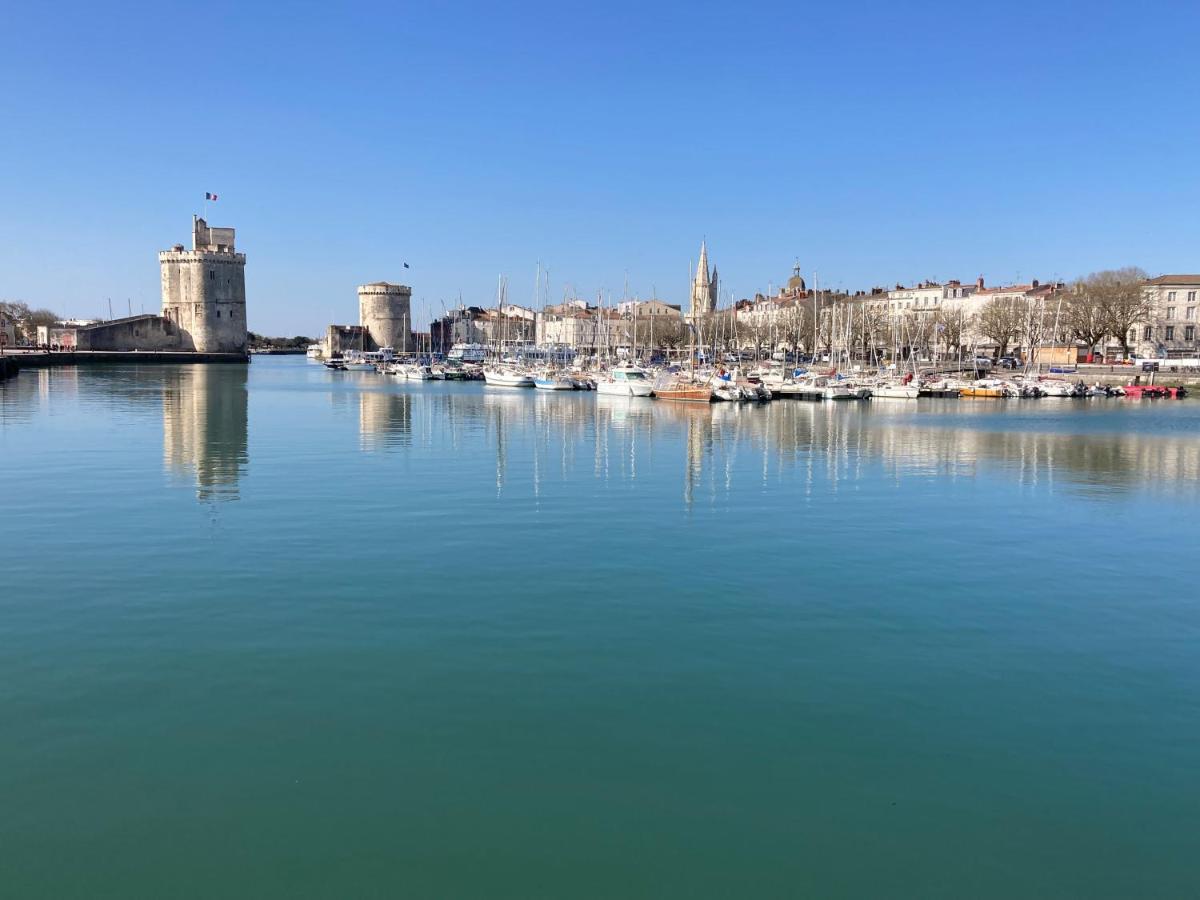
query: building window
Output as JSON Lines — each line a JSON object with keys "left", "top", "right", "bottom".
{"left": 1166, "top": 307, "right": 1175, "bottom": 319}
{"left": 209, "top": 270, "right": 215, "bottom": 281}
{"left": 1165, "top": 326, "right": 1175, "bottom": 340}
{"left": 216, "top": 310, "right": 221, "bottom": 318}
{"left": 1186, "top": 326, "right": 1195, "bottom": 342}
{"left": 1167, "top": 291, "right": 1176, "bottom": 302}
{"left": 1188, "top": 307, "right": 1196, "bottom": 320}
{"left": 1189, "top": 291, "right": 1197, "bottom": 303}
{"left": 1144, "top": 326, "right": 1153, "bottom": 340}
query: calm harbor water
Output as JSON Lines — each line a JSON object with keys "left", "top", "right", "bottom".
{"left": 2, "top": 357, "right": 1198, "bottom": 897}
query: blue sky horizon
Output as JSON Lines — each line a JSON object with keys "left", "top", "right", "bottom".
{"left": 2, "top": 0, "right": 1197, "bottom": 336}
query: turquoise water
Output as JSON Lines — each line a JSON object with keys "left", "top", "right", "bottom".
{"left": 2, "top": 357, "right": 1198, "bottom": 898}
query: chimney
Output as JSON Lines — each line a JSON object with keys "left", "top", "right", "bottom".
{"left": 976, "top": 275, "right": 985, "bottom": 290}
{"left": 1032, "top": 279, "right": 1039, "bottom": 288}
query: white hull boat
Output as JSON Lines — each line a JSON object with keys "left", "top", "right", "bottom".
{"left": 871, "top": 383, "right": 919, "bottom": 399}
{"left": 483, "top": 367, "right": 535, "bottom": 387}
{"left": 595, "top": 366, "right": 654, "bottom": 397}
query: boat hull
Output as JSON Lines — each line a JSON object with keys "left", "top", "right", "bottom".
{"left": 483, "top": 370, "right": 534, "bottom": 387}
{"left": 656, "top": 386, "right": 714, "bottom": 403}
{"left": 595, "top": 381, "right": 653, "bottom": 397}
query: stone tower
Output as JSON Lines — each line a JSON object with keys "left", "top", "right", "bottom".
{"left": 690, "top": 241, "right": 718, "bottom": 318}
{"left": 159, "top": 216, "right": 248, "bottom": 354}
{"left": 358, "top": 282, "right": 413, "bottom": 352}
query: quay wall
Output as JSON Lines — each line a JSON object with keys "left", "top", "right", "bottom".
{"left": 0, "top": 356, "right": 16, "bottom": 380}
{"left": 9, "top": 350, "right": 249, "bottom": 368}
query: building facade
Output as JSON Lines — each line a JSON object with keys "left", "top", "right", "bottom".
{"left": 1133, "top": 275, "right": 1200, "bottom": 359}
{"left": 159, "top": 216, "right": 248, "bottom": 354}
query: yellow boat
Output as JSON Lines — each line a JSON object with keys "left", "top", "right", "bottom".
{"left": 960, "top": 384, "right": 1006, "bottom": 398}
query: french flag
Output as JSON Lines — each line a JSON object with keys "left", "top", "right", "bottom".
{"left": 205, "top": 192, "right": 218, "bottom": 201}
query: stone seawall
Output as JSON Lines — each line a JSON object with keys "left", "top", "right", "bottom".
{"left": 9, "top": 351, "right": 249, "bottom": 368}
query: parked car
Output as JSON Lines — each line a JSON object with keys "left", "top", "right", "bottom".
{"left": 997, "top": 356, "right": 1019, "bottom": 369}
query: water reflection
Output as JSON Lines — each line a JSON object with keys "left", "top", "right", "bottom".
{"left": 358, "top": 389, "right": 412, "bottom": 451}
{"left": 425, "top": 390, "right": 1200, "bottom": 509}
{"left": 162, "top": 366, "right": 248, "bottom": 502}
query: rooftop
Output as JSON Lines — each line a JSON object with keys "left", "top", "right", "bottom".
{"left": 1145, "top": 274, "right": 1200, "bottom": 285}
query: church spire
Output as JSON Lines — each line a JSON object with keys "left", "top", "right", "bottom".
{"left": 695, "top": 241, "right": 710, "bottom": 287}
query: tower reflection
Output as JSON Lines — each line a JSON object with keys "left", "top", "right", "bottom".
{"left": 162, "top": 365, "right": 248, "bottom": 502}
{"left": 359, "top": 389, "right": 413, "bottom": 452}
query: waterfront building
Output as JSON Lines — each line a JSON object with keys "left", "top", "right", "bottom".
{"left": 877, "top": 278, "right": 977, "bottom": 316}
{"left": 159, "top": 216, "right": 249, "bottom": 354}
{"left": 0, "top": 311, "right": 15, "bottom": 349}
{"left": 735, "top": 262, "right": 813, "bottom": 329}
{"left": 1131, "top": 275, "right": 1200, "bottom": 359}
{"left": 474, "top": 304, "right": 537, "bottom": 348}
{"left": 535, "top": 302, "right": 627, "bottom": 352}
{"left": 429, "top": 306, "right": 489, "bottom": 354}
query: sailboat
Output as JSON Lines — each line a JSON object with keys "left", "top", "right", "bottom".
{"left": 483, "top": 274, "right": 534, "bottom": 387}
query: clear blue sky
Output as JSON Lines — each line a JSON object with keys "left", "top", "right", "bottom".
{"left": 2, "top": 0, "right": 1197, "bottom": 335}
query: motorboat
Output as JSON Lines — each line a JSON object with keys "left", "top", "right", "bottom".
{"left": 960, "top": 379, "right": 1007, "bottom": 398}
{"left": 534, "top": 371, "right": 576, "bottom": 390}
{"left": 595, "top": 366, "right": 654, "bottom": 397}
{"left": 403, "top": 363, "right": 435, "bottom": 381}
{"left": 483, "top": 367, "right": 535, "bottom": 387}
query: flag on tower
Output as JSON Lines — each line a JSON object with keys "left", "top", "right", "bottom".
{"left": 205, "top": 192, "right": 218, "bottom": 201}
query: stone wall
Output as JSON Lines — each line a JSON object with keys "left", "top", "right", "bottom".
{"left": 325, "top": 324, "right": 375, "bottom": 358}
{"left": 38, "top": 315, "right": 184, "bottom": 351}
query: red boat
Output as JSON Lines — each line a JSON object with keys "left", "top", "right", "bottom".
{"left": 1122, "top": 384, "right": 1187, "bottom": 399}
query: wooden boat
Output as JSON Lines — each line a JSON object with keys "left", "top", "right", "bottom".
{"left": 655, "top": 380, "right": 714, "bottom": 403}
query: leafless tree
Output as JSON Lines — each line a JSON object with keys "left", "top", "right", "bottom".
{"left": 975, "top": 298, "right": 1024, "bottom": 359}
{"left": 1061, "top": 281, "right": 1109, "bottom": 359}
{"left": 932, "top": 307, "right": 967, "bottom": 359}
{"left": 1086, "top": 266, "right": 1150, "bottom": 359}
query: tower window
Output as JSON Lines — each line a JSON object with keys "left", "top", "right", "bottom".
{"left": 216, "top": 310, "right": 221, "bottom": 318}
{"left": 209, "top": 271, "right": 215, "bottom": 281}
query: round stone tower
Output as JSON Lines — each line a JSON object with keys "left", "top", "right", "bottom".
{"left": 358, "top": 282, "right": 413, "bottom": 352}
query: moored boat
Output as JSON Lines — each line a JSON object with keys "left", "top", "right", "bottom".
{"left": 534, "top": 372, "right": 576, "bottom": 390}
{"left": 595, "top": 366, "right": 654, "bottom": 397}
{"left": 483, "top": 367, "right": 535, "bottom": 387}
